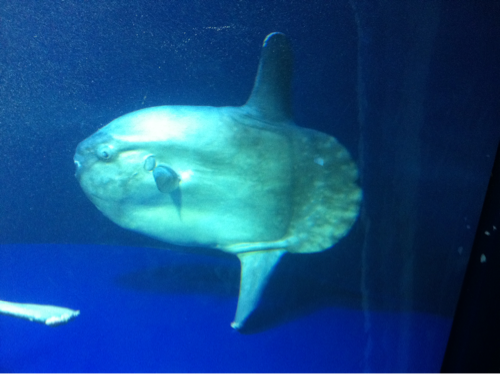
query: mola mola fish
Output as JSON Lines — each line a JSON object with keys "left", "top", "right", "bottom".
{"left": 74, "top": 32, "right": 362, "bottom": 330}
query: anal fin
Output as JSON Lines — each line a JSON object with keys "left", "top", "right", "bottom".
{"left": 231, "top": 249, "right": 286, "bottom": 330}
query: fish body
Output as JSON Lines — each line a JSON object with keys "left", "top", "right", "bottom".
{"left": 74, "top": 33, "right": 362, "bottom": 329}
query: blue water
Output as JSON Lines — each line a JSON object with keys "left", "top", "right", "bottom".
{"left": 1, "top": 0, "right": 499, "bottom": 371}
{"left": 0, "top": 244, "right": 451, "bottom": 372}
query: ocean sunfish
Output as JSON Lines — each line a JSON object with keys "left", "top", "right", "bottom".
{"left": 74, "top": 32, "right": 362, "bottom": 330}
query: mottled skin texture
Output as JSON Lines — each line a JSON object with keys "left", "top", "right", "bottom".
{"left": 74, "top": 33, "right": 361, "bottom": 329}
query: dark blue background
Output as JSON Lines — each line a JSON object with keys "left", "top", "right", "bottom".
{"left": 0, "top": 244, "right": 451, "bottom": 372}
{"left": 0, "top": 0, "right": 499, "bottom": 371}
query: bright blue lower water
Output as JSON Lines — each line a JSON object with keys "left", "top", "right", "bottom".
{"left": 0, "top": 244, "right": 451, "bottom": 372}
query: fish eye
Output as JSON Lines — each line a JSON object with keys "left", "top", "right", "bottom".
{"left": 96, "top": 145, "right": 114, "bottom": 161}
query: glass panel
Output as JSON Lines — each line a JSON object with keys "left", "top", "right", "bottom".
{"left": 1, "top": 0, "right": 498, "bottom": 371}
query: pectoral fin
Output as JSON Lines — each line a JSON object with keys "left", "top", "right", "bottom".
{"left": 153, "top": 165, "right": 180, "bottom": 193}
{"left": 153, "top": 165, "right": 182, "bottom": 216}
{"left": 232, "top": 249, "right": 286, "bottom": 330}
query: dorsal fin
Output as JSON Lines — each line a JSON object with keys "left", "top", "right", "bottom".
{"left": 244, "top": 32, "right": 293, "bottom": 123}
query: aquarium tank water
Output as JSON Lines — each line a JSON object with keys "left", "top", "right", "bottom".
{"left": 0, "top": 0, "right": 499, "bottom": 372}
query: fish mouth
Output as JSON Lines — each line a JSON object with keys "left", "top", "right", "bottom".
{"left": 73, "top": 149, "right": 87, "bottom": 180}
{"left": 88, "top": 192, "right": 107, "bottom": 202}
{"left": 74, "top": 160, "right": 82, "bottom": 179}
